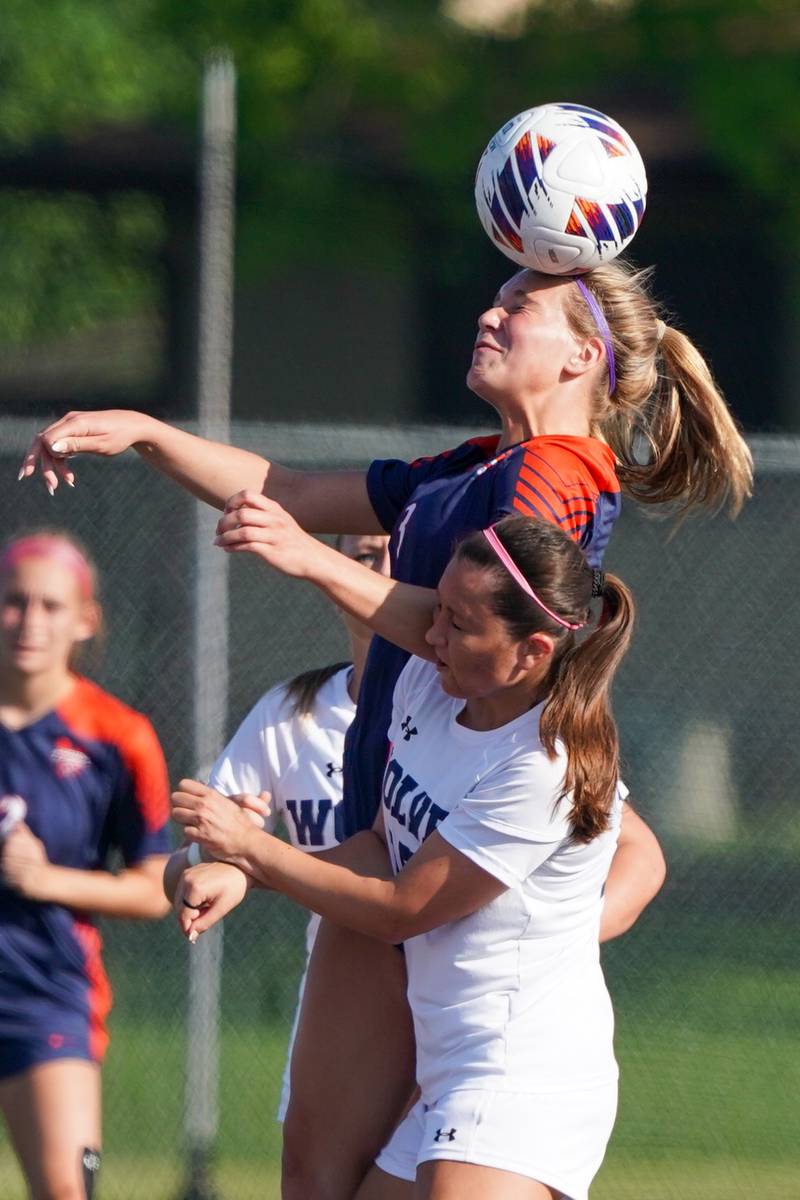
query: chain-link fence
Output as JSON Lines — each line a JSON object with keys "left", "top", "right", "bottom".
{"left": 0, "top": 419, "right": 798, "bottom": 1199}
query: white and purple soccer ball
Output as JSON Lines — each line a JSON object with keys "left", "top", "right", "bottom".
{"left": 475, "top": 102, "right": 647, "bottom": 275}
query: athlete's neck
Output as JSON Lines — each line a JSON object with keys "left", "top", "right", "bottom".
{"left": 495, "top": 393, "right": 593, "bottom": 451}
{"left": 0, "top": 668, "right": 75, "bottom": 730}
{"left": 458, "top": 677, "right": 549, "bottom": 733}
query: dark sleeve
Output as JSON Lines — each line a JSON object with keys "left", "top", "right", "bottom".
{"left": 107, "top": 714, "right": 173, "bottom": 866}
{"left": 367, "top": 447, "right": 459, "bottom": 533}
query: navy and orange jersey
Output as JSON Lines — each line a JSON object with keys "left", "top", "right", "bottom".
{"left": 0, "top": 676, "right": 171, "bottom": 1066}
{"left": 340, "top": 433, "right": 621, "bottom": 837}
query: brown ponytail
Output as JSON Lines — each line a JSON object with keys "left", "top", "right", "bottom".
{"left": 538, "top": 573, "right": 634, "bottom": 841}
{"left": 564, "top": 260, "right": 753, "bottom": 517}
{"left": 457, "top": 516, "right": 635, "bottom": 842}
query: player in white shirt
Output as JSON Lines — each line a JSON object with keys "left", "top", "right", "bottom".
{"left": 172, "top": 514, "right": 639, "bottom": 1199}
{"left": 163, "top": 531, "right": 390, "bottom": 1120}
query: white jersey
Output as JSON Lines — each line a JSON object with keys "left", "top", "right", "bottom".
{"left": 209, "top": 665, "right": 355, "bottom": 953}
{"left": 384, "top": 656, "right": 622, "bottom": 1102}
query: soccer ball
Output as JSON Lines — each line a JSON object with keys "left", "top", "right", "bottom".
{"left": 475, "top": 102, "right": 647, "bottom": 275}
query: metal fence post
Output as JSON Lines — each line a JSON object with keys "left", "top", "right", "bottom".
{"left": 181, "top": 51, "right": 236, "bottom": 1200}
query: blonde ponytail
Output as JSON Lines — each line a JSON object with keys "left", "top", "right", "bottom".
{"left": 565, "top": 261, "right": 753, "bottom": 517}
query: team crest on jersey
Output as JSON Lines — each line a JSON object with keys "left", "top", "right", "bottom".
{"left": 51, "top": 737, "right": 90, "bottom": 779}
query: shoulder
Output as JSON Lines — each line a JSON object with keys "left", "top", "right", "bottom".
{"left": 252, "top": 665, "right": 353, "bottom": 729}
{"left": 58, "top": 677, "right": 160, "bottom": 752}
{"left": 409, "top": 435, "right": 501, "bottom": 475}
{"left": 244, "top": 680, "right": 295, "bottom": 727}
{"left": 462, "top": 719, "right": 571, "bottom": 838}
{"left": 476, "top": 723, "right": 567, "bottom": 794}
{"left": 525, "top": 436, "right": 619, "bottom": 493}
{"left": 306, "top": 665, "right": 355, "bottom": 718}
{"left": 395, "top": 656, "right": 440, "bottom": 703}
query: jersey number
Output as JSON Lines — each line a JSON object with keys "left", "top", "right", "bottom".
{"left": 395, "top": 503, "right": 417, "bottom": 553}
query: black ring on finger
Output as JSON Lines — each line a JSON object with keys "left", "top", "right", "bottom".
{"left": 182, "top": 898, "right": 202, "bottom": 910}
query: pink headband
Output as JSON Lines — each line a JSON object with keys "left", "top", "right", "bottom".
{"left": 0, "top": 536, "right": 94, "bottom": 599}
{"left": 483, "top": 526, "right": 585, "bottom": 631}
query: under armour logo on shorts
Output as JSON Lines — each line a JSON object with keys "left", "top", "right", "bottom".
{"left": 434, "top": 1128, "right": 457, "bottom": 1142}
{"left": 401, "top": 716, "right": 418, "bottom": 741}
{"left": 325, "top": 762, "right": 342, "bottom": 778}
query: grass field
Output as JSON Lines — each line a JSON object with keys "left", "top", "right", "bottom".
{"left": 1, "top": 863, "right": 798, "bottom": 1198}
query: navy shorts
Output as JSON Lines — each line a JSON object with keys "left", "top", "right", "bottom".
{"left": 0, "top": 1025, "right": 94, "bottom": 1082}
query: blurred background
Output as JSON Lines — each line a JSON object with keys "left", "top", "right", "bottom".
{"left": 1, "top": 1, "right": 798, "bottom": 1198}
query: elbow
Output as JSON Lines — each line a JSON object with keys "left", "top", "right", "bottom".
{"left": 378, "top": 903, "right": 426, "bottom": 945}
{"left": 600, "top": 852, "right": 668, "bottom": 944}
{"left": 373, "top": 915, "right": 408, "bottom": 945}
{"left": 649, "top": 846, "right": 668, "bottom": 902}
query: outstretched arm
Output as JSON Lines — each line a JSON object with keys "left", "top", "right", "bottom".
{"left": 19, "top": 409, "right": 380, "bottom": 532}
{"left": 171, "top": 782, "right": 505, "bottom": 945}
{"left": 599, "top": 803, "right": 666, "bottom": 943}
{"left": 214, "top": 491, "right": 437, "bottom": 658}
{"left": 165, "top": 796, "right": 399, "bottom": 941}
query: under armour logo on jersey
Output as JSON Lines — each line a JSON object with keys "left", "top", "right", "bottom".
{"left": 51, "top": 738, "right": 90, "bottom": 779}
{"left": 401, "top": 716, "right": 418, "bottom": 741}
{"left": 325, "top": 762, "right": 342, "bottom": 778}
{"left": 434, "top": 1128, "right": 457, "bottom": 1142}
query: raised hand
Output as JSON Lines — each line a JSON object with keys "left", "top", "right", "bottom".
{"left": 18, "top": 409, "right": 151, "bottom": 494}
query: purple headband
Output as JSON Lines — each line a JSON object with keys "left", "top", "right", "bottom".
{"left": 483, "top": 526, "right": 585, "bottom": 632}
{"left": 574, "top": 279, "right": 616, "bottom": 395}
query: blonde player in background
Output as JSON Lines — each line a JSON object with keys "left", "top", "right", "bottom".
{"left": 172, "top": 514, "right": 638, "bottom": 1200}
{"left": 0, "top": 532, "right": 171, "bottom": 1200}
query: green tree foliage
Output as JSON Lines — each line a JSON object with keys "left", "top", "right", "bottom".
{"left": 0, "top": 192, "right": 163, "bottom": 346}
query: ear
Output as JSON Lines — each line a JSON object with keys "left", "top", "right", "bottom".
{"left": 563, "top": 334, "right": 605, "bottom": 381}
{"left": 74, "top": 600, "right": 101, "bottom": 644}
{"left": 518, "top": 631, "right": 556, "bottom": 669}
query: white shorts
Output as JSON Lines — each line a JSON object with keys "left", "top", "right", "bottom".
{"left": 375, "top": 1084, "right": 618, "bottom": 1200}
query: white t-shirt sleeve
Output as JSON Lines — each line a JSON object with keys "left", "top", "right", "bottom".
{"left": 436, "top": 750, "right": 571, "bottom": 889}
{"left": 207, "top": 688, "right": 284, "bottom": 835}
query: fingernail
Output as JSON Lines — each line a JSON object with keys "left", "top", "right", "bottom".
{"left": 65, "top": 478, "right": 75, "bottom": 488}
{"left": 189, "top": 930, "right": 199, "bottom": 945}
{"left": 50, "top": 441, "right": 65, "bottom": 453}
{"left": 17, "top": 469, "right": 24, "bottom": 482}
{"left": 46, "top": 483, "right": 55, "bottom": 497}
